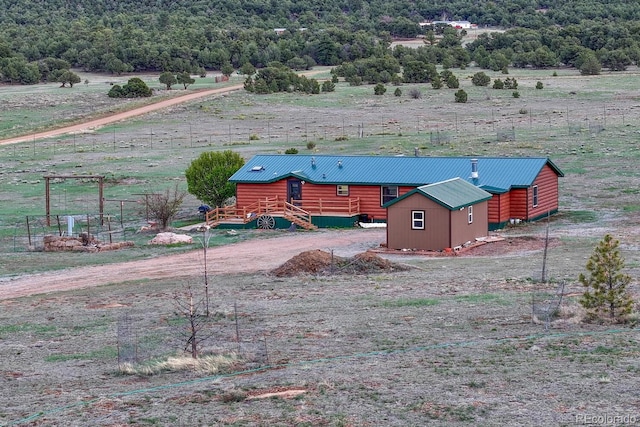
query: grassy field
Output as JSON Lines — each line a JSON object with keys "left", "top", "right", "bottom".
{"left": 1, "top": 66, "right": 640, "bottom": 426}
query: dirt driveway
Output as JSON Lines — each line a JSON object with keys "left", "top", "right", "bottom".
{"left": 0, "top": 229, "right": 387, "bottom": 300}
{"left": 0, "top": 84, "right": 245, "bottom": 146}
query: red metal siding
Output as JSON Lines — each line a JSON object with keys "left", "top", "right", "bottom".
{"left": 506, "top": 165, "right": 559, "bottom": 221}
{"left": 236, "top": 182, "right": 287, "bottom": 206}
{"left": 350, "top": 185, "right": 414, "bottom": 221}
{"left": 528, "top": 165, "right": 560, "bottom": 219}
{"left": 488, "top": 193, "right": 510, "bottom": 224}
{"left": 238, "top": 181, "right": 414, "bottom": 221}
{"left": 509, "top": 189, "right": 528, "bottom": 219}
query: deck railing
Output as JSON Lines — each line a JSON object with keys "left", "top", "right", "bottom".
{"left": 290, "top": 198, "right": 360, "bottom": 216}
{"left": 206, "top": 196, "right": 359, "bottom": 227}
{"left": 283, "top": 201, "right": 314, "bottom": 229}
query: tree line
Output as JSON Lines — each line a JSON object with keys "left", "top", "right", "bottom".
{"left": 2, "top": 0, "right": 640, "bottom": 84}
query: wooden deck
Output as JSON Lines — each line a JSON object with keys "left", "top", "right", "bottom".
{"left": 205, "top": 196, "right": 360, "bottom": 230}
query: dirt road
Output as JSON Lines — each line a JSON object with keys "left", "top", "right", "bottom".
{"left": 0, "top": 84, "right": 245, "bottom": 146}
{"left": 0, "top": 229, "right": 386, "bottom": 300}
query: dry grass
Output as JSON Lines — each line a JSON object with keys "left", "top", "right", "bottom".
{"left": 118, "top": 353, "right": 240, "bottom": 376}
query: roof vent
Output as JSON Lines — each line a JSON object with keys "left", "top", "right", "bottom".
{"left": 337, "top": 160, "right": 343, "bottom": 168}
{"left": 311, "top": 157, "right": 316, "bottom": 168}
{"left": 470, "top": 159, "right": 478, "bottom": 179}
{"left": 250, "top": 165, "right": 264, "bottom": 172}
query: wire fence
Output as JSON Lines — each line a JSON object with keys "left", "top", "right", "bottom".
{"left": 2, "top": 102, "right": 634, "bottom": 158}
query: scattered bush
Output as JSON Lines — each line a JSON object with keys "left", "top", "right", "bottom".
{"left": 249, "top": 134, "right": 259, "bottom": 141}
{"left": 445, "top": 74, "right": 459, "bottom": 89}
{"left": 454, "top": 89, "right": 468, "bottom": 103}
{"left": 492, "top": 79, "right": 504, "bottom": 89}
{"left": 536, "top": 81, "right": 544, "bottom": 89}
{"left": 408, "top": 88, "right": 421, "bottom": 99}
{"left": 374, "top": 83, "right": 386, "bottom": 95}
{"left": 107, "top": 77, "right": 152, "bottom": 98}
{"left": 322, "top": 80, "right": 335, "bottom": 92}
{"left": 504, "top": 77, "right": 518, "bottom": 90}
{"left": 394, "top": 88, "right": 402, "bottom": 97}
{"left": 471, "top": 72, "right": 491, "bottom": 87}
{"left": 512, "top": 91, "right": 520, "bottom": 98}
{"left": 285, "top": 148, "right": 299, "bottom": 154}
{"left": 306, "top": 141, "right": 316, "bottom": 150}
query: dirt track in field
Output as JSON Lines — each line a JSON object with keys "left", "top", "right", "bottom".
{"left": 0, "top": 229, "right": 387, "bottom": 300}
{"left": 0, "top": 84, "right": 245, "bottom": 146}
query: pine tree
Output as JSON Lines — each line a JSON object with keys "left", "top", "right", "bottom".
{"left": 579, "top": 234, "right": 634, "bottom": 321}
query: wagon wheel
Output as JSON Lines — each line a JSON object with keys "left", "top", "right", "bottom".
{"left": 256, "top": 214, "right": 276, "bottom": 230}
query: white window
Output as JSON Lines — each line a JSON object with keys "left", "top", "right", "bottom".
{"left": 337, "top": 185, "right": 349, "bottom": 196}
{"left": 468, "top": 206, "right": 473, "bottom": 224}
{"left": 533, "top": 185, "right": 539, "bottom": 207}
{"left": 412, "top": 210, "right": 425, "bottom": 229}
{"left": 382, "top": 185, "right": 398, "bottom": 205}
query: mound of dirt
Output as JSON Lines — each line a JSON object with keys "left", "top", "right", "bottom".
{"left": 270, "top": 249, "right": 408, "bottom": 277}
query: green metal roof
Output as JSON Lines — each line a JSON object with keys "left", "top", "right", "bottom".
{"left": 384, "top": 178, "right": 493, "bottom": 210}
{"left": 229, "top": 154, "right": 564, "bottom": 193}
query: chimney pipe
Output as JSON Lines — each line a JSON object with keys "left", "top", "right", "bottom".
{"left": 471, "top": 158, "right": 478, "bottom": 179}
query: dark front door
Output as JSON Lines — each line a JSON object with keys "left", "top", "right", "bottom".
{"left": 287, "top": 179, "right": 302, "bottom": 205}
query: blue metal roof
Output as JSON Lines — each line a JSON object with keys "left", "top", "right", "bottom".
{"left": 384, "top": 178, "right": 493, "bottom": 210}
{"left": 229, "top": 154, "right": 564, "bottom": 192}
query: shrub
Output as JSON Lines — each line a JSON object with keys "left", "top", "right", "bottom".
{"left": 454, "top": 89, "right": 467, "bottom": 103}
{"left": 408, "top": 88, "right": 421, "bottom": 99}
{"left": 512, "top": 91, "right": 520, "bottom": 98}
{"left": 306, "top": 141, "right": 316, "bottom": 150}
{"left": 321, "top": 80, "right": 335, "bottom": 92}
{"left": 471, "top": 72, "right": 491, "bottom": 87}
{"left": 249, "top": 134, "right": 260, "bottom": 141}
{"left": 374, "top": 83, "right": 386, "bottom": 95}
{"left": 536, "top": 81, "right": 544, "bottom": 89}
{"left": 394, "top": 88, "right": 402, "bottom": 97}
{"left": 284, "top": 148, "right": 299, "bottom": 154}
{"left": 492, "top": 79, "right": 504, "bottom": 89}
{"left": 446, "top": 74, "right": 459, "bottom": 89}
{"left": 504, "top": 77, "right": 518, "bottom": 90}
{"left": 107, "top": 78, "right": 152, "bottom": 98}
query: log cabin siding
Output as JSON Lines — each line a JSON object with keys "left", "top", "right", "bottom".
{"left": 237, "top": 182, "right": 413, "bottom": 220}
{"left": 528, "top": 165, "right": 560, "bottom": 219}
{"left": 487, "top": 193, "right": 510, "bottom": 224}
{"left": 349, "top": 185, "right": 414, "bottom": 220}
{"left": 236, "top": 182, "right": 287, "bottom": 206}
{"left": 509, "top": 189, "right": 528, "bottom": 220}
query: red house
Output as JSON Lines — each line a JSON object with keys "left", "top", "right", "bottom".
{"left": 206, "top": 155, "right": 563, "bottom": 230}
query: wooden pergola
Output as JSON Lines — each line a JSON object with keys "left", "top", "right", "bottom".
{"left": 44, "top": 175, "right": 104, "bottom": 226}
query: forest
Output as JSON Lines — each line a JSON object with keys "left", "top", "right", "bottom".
{"left": 2, "top": 0, "right": 640, "bottom": 84}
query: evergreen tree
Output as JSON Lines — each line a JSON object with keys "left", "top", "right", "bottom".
{"left": 579, "top": 234, "right": 634, "bottom": 321}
